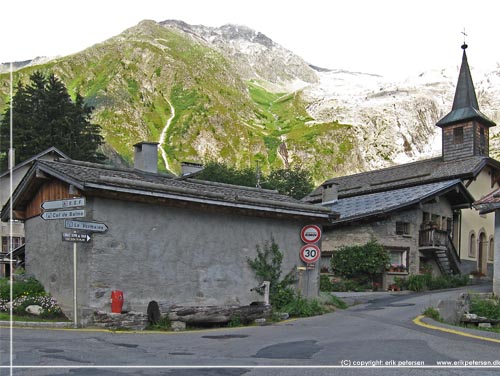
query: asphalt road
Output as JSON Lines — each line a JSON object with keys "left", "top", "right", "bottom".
{"left": 1, "top": 284, "right": 499, "bottom": 375}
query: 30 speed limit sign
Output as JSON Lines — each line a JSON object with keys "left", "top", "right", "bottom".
{"left": 299, "top": 244, "right": 321, "bottom": 264}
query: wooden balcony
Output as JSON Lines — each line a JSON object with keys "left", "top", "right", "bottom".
{"left": 418, "top": 228, "right": 461, "bottom": 275}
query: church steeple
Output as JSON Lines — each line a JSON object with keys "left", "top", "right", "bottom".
{"left": 436, "top": 43, "right": 496, "bottom": 161}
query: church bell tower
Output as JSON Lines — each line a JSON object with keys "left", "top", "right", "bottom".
{"left": 436, "top": 43, "right": 496, "bottom": 161}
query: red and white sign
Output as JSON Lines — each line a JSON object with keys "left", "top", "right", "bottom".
{"left": 299, "top": 244, "right": 321, "bottom": 264}
{"left": 300, "top": 225, "right": 321, "bottom": 243}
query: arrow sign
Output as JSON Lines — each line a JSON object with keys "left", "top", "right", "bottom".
{"left": 41, "top": 198, "right": 86, "bottom": 210}
{"left": 62, "top": 232, "right": 91, "bottom": 243}
{"left": 65, "top": 220, "right": 108, "bottom": 233}
{"left": 41, "top": 209, "right": 85, "bottom": 220}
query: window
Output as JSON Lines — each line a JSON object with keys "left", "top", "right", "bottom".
{"left": 489, "top": 237, "right": 494, "bottom": 261}
{"left": 388, "top": 249, "right": 408, "bottom": 272}
{"left": 395, "top": 222, "right": 410, "bottom": 235}
{"left": 1, "top": 237, "right": 24, "bottom": 253}
{"left": 469, "top": 232, "right": 476, "bottom": 258}
{"left": 480, "top": 127, "right": 486, "bottom": 152}
{"left": 453, "top": 127, "right": 464, "bottom": 144}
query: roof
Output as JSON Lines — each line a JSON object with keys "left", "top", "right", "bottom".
{"left": 436, "top": 45, "right": 496, "bottom": 128}
{"left": 473, "top": 187, "right": 500, "bottom": 214}
{"left": 0, "top": 147, "right": 69, "bottom": 178}
{"left": 305, "top": 155, "right": 500, "bottom": 202}
{"left": 3, "top": 159, "right": 335, "bottom": 221}
{"left": 328, "top": 179, "right": 473, "bottom": 224}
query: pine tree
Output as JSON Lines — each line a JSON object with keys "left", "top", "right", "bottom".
{"left": 0, "top": 71, "right": 104, "bottom": 171}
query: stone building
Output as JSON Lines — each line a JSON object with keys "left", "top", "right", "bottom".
{"left": 1, "top": 142, "right": 334, "bottom": 324}
{"left": 306, "top": 44, "right": 499, "bottom": 280}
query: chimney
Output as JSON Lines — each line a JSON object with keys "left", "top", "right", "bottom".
{"left": 133, "top": 142, "right": 159, "bottom": 173}
{"left": 321, "top": 182, "right": 338, "bottom": 205}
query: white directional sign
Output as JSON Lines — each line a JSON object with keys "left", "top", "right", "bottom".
{"left": 62, "top": 232, "right": 91, "bottom": 243}
{"left": 41, "top": 209, "right": 85, "bottom": 220}
{"left": 65, "top": 220, "right": 108, "bottom": 233}
{"left": 41, "top": 198, "right": 86, "bottom": 210}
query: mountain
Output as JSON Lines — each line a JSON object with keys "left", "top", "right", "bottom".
{"left": 1, "top": 20, "right": 499, "bottom": 182}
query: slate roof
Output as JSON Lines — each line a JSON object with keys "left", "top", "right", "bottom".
{"left": 329, "top": 179, "right": 473, "bottom": 224}
{"left": 3, "top": 159, "right": 334, "bottom": 221}
{"left": 305, "top": 155, "right": 500, "bottom": 202}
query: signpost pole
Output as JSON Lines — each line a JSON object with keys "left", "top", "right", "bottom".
{"left": 73, "top": 242, "right": 77, "bottom": 328}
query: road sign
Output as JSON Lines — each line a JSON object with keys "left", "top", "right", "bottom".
{"left": 65, "top": 220, "right": 108, "bottom": 233}
{"left": 41, "top": 209, "right": 85, "bottom": 220}
{"left": 41, "top": 198, "right": 86, "bottom": 210}
{"left": 300, "top": 225, "right": 321, "bottom": 243}
{"left": 299, "top": 244, "right": 321, "bottom": 264}
{"left": 62, "top": 232, "right": 91, "bottom": 243}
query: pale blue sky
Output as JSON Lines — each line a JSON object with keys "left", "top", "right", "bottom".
{"left": 3, "top": 0, "right": 499, "bottom": 78}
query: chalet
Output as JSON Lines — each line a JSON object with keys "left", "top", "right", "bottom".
{"left": 0, "top": 147, "right": 68, "bottom": 276}
{"left": 306, "top": 44, "right": 499, "bottom": 282}
{"left": 1, "top": 142, "right": 335, "bottom": 325}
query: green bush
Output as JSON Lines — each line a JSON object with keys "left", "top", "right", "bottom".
{"left": 247, "top": 239, "right": 296, "bottom": 309}
{"left": 406, "top": 274, "right": 468, "bottom": 292}
{"left": 320, "top": 275, "right": 334, "bottom": 292}
{"left": 330, "top": 240, "right": 389, "bottom": 283}
{"left": 282, "top": 296, "right": 326, "bottom": 317}
{"left": 0, "top": 277, "right": 65, "bottom": 319}
{"left": 407, "top": 274, "right": 432, "bottom": 292}
{"left": 0, "top": 277, "right": 45, "bottom": 300}
{"left": 470, "top": 296, "right": 500, "bottom": 320}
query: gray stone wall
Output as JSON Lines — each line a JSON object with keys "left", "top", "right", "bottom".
{"left": 25, "top": 196, "right": 320, "bottom": 323}
{"left": 322, "top": 199, "right": 454, "bottom": 280}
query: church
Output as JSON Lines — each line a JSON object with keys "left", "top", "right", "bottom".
{"left": 306, "top": 43, "right": 499, "bottom": 287}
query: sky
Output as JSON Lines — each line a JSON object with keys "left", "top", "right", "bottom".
{"left": 2, "top": 0, "right": 500, "bottom": 79}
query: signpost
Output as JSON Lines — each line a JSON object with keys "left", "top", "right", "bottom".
{"left": 299, "top": 224, "right": 322, "bottom": 297}
{"left": 299, "top": 244, "right": 321, "bottom": 264}
{"left": 300, "top": 225, "right": 321, "bottom": 243}
{"left": 41, "top": 210, "right": 85, "bottom": 220}
{"left": 64, "top": 220, "right": 108, "bottom": 233}
{"left": 41, "top": 198, "right": 86, "bottom": 210}
{"left": 62, "top": 232, "right": 91, "bottom": 243}
{"left": 39, "top": 198, "right": 89, "bottom": 328}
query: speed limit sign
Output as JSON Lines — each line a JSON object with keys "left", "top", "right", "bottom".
{"left": 299, "top": 244, "right": 321, "bottom": 264}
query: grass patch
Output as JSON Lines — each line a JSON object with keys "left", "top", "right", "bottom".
{"left": 422, "top": 307, "right": 442, "bottom": 322}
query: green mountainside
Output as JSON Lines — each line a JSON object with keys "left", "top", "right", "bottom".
{"left": 0, "top": 20, "right": 359, "bottom": 182}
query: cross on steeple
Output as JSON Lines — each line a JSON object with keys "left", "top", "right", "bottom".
{"left": 461, "top": 28, "right": 468, "bottom": 50}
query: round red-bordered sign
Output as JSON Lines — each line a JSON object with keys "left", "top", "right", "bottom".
{"left": 300, "top": 225, "right": 321, "bottom": 243}
{"left": 299, "top": 244, "right": 321, "bottom": 264}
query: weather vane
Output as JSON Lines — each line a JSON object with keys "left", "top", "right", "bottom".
{"left": 461, "top": 28, "right": 468, "bottom": 49}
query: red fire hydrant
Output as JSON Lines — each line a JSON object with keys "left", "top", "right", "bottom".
{"left": 111, "top": 290, "right": 124, "bottom": 313}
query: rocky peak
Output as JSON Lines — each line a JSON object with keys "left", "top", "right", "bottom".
{"left": 159, "top": 19, "right": 318, "bottom": 86}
